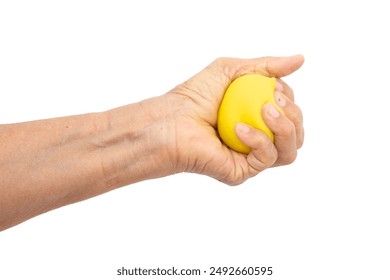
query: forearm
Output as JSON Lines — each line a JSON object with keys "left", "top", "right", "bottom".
{"left": 0, "top": 95, "right": 175, "bottom": 231}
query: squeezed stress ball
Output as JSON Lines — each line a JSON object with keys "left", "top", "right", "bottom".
{"left": 217, "top": 74, "right": 281, "bottom": 154}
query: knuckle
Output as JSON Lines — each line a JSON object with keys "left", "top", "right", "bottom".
{"left": 287, "top": 104, "right": 303, "bottom": 123}
{"left": 213, "top": 57, "right": 225, "bottom": 65}
{"left": 264, "top": 145, "right": 279, "bottom": 166}
{"left": 297, "top": 138, "right": 304, "bottom": 149}
{"left": 280, "top": 150, "right": 297, "bottom": 165}
{"left": 249, "top": 144, "right": 278, "bottom": 171}
{"left": 212, "top": 57, "right": 239, "bottom": 79}
{"left": 226, "top": 180, "right": 242, "bottom": 187}
{"left": 279, "top": 122, "right": 295, "bottom": 136}
{"left": 297, "top": 129, "right": 305, "bottom": 149}
{"left": 213, "top": 56, "right": 234, "bottom": 66}
{"left": 219, "top": 164, "right": 247, "bottom": 186}
{"left": 283, "top": 83, "right": 295, "bottom": 100}
{"left": 223, "top": 174, "right": 245, "bottom": 186}
{"left": 294, "top": 106, "right": 304, "bottom": 122}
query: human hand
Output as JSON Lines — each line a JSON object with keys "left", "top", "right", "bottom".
{"left": 166, "top": 55, "right": 304, "bottom": 185}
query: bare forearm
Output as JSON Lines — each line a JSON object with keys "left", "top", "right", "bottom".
{"left": 0, "top": 96, "right": 175, "bottom": 230}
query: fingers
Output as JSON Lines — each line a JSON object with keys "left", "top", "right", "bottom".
{"left": 274, "top": 89, "right": 304, "bottom": 149}
{"left": 236, "top": 79, "right": 304, "bottom": 168}
{"left": 235, "top": 92, "right": 304, "bottom": 171}
{"left": 235, "top": 123, "right": 278, "bottom": 174}
{"left": 262, "top": 91, "right": 305, "bottom": 165}
{"left": 261, "top": 103, "right": 296, "bottom": 165}
{"left": 276, "top": 79, "right": 295, "bottom": 101}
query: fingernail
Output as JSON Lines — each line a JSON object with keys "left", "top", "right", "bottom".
{"left": 268, "top": 104, "right": 280, "bottom": 118}
{"left": 235, "top": 122, "right": 250, "bottom": 134}
{"left": 275, "top": 80, "right": 283, "bottom": 92}
{"left": 275, "top": 91, "right": 286, "bottom": 107}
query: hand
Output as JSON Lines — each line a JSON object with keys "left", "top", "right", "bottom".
{"left": 166, "top": 55, "right": 304, "bottom": 185}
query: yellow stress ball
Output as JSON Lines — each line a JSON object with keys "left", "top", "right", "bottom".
{"left": 217, "top": 74, "right": 281, "bottom": 154}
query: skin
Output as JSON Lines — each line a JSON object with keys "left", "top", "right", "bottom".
{"left": 0, "top": 55, "right": 304, "bottom": 231}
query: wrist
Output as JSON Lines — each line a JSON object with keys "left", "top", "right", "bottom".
{"left": 97, "top": 95, "right": 178, "bottom": 189}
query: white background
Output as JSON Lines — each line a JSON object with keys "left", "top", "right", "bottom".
{"left": 1, "top": 1, "right": 389, "bottom": 279}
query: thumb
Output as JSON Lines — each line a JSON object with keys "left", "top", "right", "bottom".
{"left": 263, "top": 54, "right": 305, "bottom": 77}
{"left": 235, "top": 54, "right": 305, "bottom": 78}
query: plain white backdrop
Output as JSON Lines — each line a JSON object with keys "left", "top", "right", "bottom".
{"left": 1, "top": 1, "right": 389, "bottom": 279}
